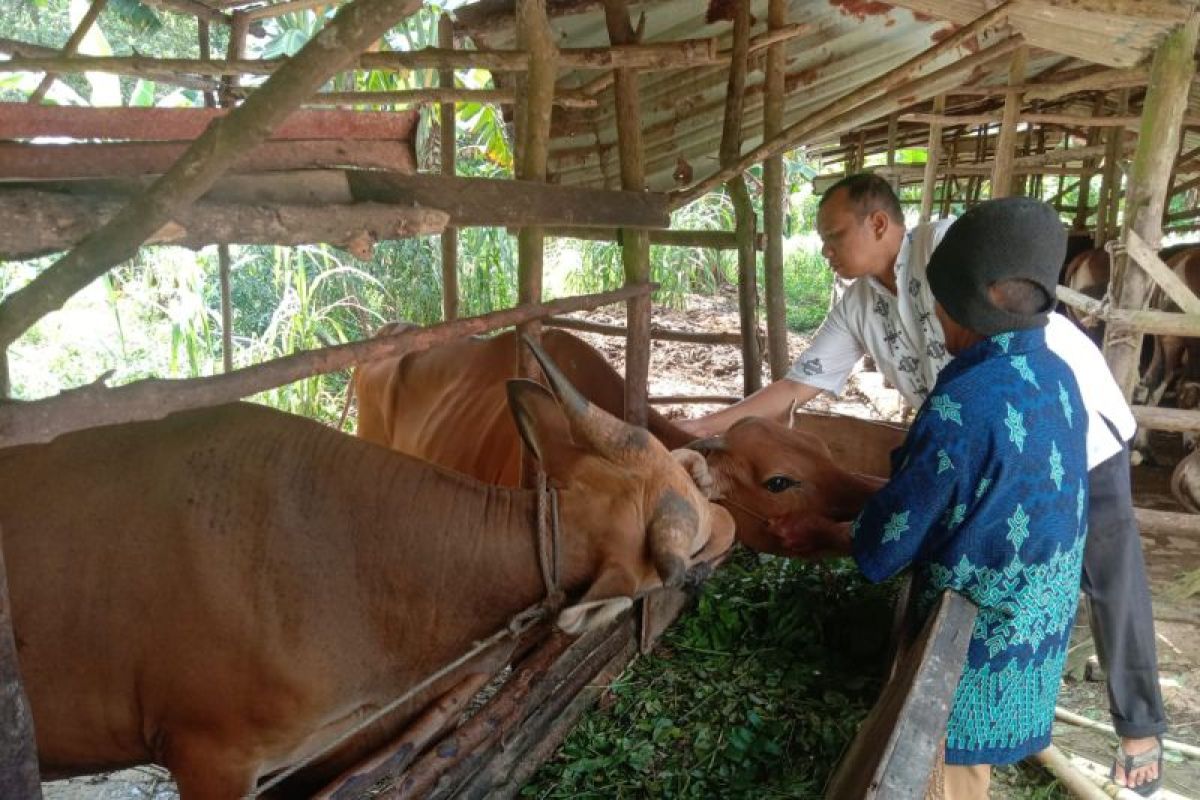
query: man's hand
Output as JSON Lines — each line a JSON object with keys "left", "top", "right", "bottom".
{"left": 766, "top": 513, "right": 853, "bottom": 559}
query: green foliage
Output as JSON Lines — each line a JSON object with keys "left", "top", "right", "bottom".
{"left": 783, "top": 247, "right": 834, "bottom": 333}
{"left": 523, "top": 550, "right": 896, "bottom": 799}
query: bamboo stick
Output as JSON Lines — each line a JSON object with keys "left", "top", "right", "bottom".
{"left": 920, "top": 95, "right": 945, "bottom": 223}
{"left": 719, "top": 0, "right": 761, "bottom": 397}
{"left": 0, "top": 36, "right": 220, "bottom": 92}
{"left": 1033, "top": 745, "right": 1131, "bottom": 800}
{"left": 0, "top": 0, "right": 430, "bottom": 351}
{"left": 27, "top": 0, "right": 109, "bottom": 104}
{"left": 1055, "top": 707, "right": 1200, "bottom": 756}
{"left": 1103, "top": 14, "right": 1200, "bottom": 400}
{"left": 669, "top": 0, "right": 1017, "bottom": 207}
{"left": 991, "top": 46, "right": 1026, "bottom": 199}
{"left": 763, "top": 0, "right": 788, "bottom": 381}
{"left": 602, "top": 0, "right": 651, "bottom": 430}
{"left": 439, "top": 14, "right": 458, "bottom": 323}
{"left": 0, "top": 285, "right": 652, "bottom": 449}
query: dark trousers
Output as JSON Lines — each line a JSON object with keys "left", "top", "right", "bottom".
{"left": 1082, "top": 438, "right": 1168, "bottom": 739}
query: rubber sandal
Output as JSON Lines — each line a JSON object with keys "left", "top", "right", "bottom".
{"left": 1110, "top": 736, "right": 1164, "bottom": 797}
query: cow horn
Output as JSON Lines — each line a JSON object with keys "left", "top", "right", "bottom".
{"left": 685, "top": 435, "right": 727, "bottom": 454}
{"left": 647, "top": 489, "right": 699, "bottom": 589}
{"left": 522, "top": 334, "right": 652, "bottom": 461}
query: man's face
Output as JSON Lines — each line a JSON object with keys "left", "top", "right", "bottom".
{"left": 816, "top": 188, "right": 894, "bottom": 281}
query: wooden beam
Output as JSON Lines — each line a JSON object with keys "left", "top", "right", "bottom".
{"left": 0, "top": 104, "right": 419, "bottom": 141}
{"left": 141, "top": 0, "right": 230, "bottom": 25}
{"left": 602, "top": 0, "right": 651, "bottom": 432}
{"left": 0, "top": 140, "right": 416, "bottom": 179}
{"left": 1135, "top": 506, "right": 1200, "bottom": 539}
{"left": 27, "top": 0, "right": 110, "bottom": 104}
{"left": 1096, "top": 89, "right": 1129, "bottom": 246}
{"left": 991, "top": 46, "right": 1027, "bottom": 199}
{"left": 1056, "top": 285, "right": 1200, "bottom": 337}
{"left": 0, "top": 36, "right": 221, "bottom": 93}
{"left": 0, "top": 285, "right": 651, "bottom": 449}
{"left": 1124, "top": 229, "right": 1200, "bottom": 314}
{"left": 0, "top": 0, "right": 429, "bottom": 351}
{"left": 544, "top": 316, "right": 746, "bottom": 346}
{"left": 1103, "top": 13, "right": 1200, "bottom": 399}
{"left": 438, "top": 14, "right": 458, "bottom": 323}
{"left": 306, "top": 86, "right": 597, "bottom": 108}
{"left": 1131, "top": 404, "right": 1200, "bottom": 433}
{"left": 920, "top": 95, "right": 945, "bottom": 223}
{"left": 0, "top": 191, "right": 449, "bottom": 261}
{"left": 543, "top": 226, "right": 745, "bottom": 249}
{"left": 670, "top": 1, "right": 1018, "bottom": 207}
{"left": 763, "top": 0, "right": 789, "bottom": 381}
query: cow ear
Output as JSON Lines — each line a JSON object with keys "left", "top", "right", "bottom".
{"left": 505, "top": 379, "right": 582, "bottom": 475}
{"left": 556, "top": 565, "right": 637, "bottom": 635}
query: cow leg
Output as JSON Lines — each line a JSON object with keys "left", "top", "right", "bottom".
{"left": 313, "top": 671, "right": 492, "bottom": 800}
{"left": 165, "top": 738, "right": 257, "bottom": 800}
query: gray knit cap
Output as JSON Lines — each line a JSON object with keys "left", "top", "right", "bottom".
{"left": 927, "top": 197, "right": 1066, "bottom": 336}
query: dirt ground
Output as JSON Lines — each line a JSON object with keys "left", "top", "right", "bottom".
{"left": 43, "top": 295, "right": 1200, "bottom": 799}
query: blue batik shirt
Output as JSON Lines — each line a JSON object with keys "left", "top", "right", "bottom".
{"left": 850, "top": 326, "right": 1089, "bottom": 766}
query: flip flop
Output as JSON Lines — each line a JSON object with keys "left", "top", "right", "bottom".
{"left": 1110, "top": 736, "right": 1163, "bottom": 797}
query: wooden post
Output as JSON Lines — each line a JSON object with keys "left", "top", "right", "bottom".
{"left": 602, "top": 0, "right": 651, "bottom": 430}
{"left": 991, "top": 46, "right": 1027, "bottom": 199}
{"left": 885, "top": 113, "right": 900, "bottom": 193}
{"left": 198, "top": 19, "right": 216, "bottom": 107}
{"left": 762, "top": 0, "right": 789, "bottom": 381}
{"left": 27, "top": 0, "right": 109, "bottom": 104}
{"left": 1103, "top": 14, "right": 1200, "bottom": 400}
{"left": 920, "top": 95, "right": 945, "bottom": 223}
{"left": 941, "top": 130, "right": 960, "bottom": 218}
{"left": 514, "top": 0, "right": 557, "bottom": 385}
{"left": 220, "top": 11, "right": 248, "bottom": 106}
{"left": 439, "top": 14, "right": 459, "bottom": 322}
{"left": 1099, "top": 89, "right": 1123, "bottom": 245}
{"left": 0, "top": 532, "right": 42, "bottom": 799}
{"left": 719, "top": 0, "right": 761, "bottom": 396}
{"left": 1074, "top": 96, "right": 1105, "bottom": 232}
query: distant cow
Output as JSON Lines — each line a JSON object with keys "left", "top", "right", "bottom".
{"left": 0, "top": 339, "right": 734, "bottom": 798}
{"left": 351, "top": 328, "right": 899, "bottom": 553}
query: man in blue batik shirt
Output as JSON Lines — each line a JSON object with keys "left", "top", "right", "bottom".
{"left": 774, "top": 198, "right": 1090, "bottom": 799}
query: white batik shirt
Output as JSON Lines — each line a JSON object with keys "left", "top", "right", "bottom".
{"left": 787, "top": 219, "right": 955, "bottom": 405}
{"left": 787, "top": 218, "right": 1137, "bottom": 469}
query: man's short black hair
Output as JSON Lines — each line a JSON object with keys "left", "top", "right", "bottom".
{"left": 819, "top": 173, "right": 904, "bottom": 225}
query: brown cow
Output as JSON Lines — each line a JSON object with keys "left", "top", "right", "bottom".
{"left": 1061, "top": 247, "right": 1111, "bottom": 341}
{"left": 0, "top": 340, "right": 734, "bottom": 798}
{"left": 351, "top": 328, "right": 901, "bottom": 553}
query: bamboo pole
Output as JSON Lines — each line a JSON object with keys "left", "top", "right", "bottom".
{"left": 602, "top": 0, "right": 651, "bottom": 430}
{"left": 920, "top": 95, "right": 946, "bottom": 223}
{"left": 670, "top": 1, "right": 1017, "bottom": 207}
{"left": 1033, "top": 746, "right": 1130, "bottom": 800}
{"left": 439, "top": 14, "right": 458, "bottom": 323}
{"left": 0, "top": 534, "right": 42, "bottom": 799}
{"left": 1096, "top": 90, "right": 1129, "bottom": 247}
{"left": 763, "top": 0, "right": 788, "bottom": 381}
{"left": 1103, "top": 14, "right": 1200, "bottom": 400}
{"left": 0, "top": 0, "right": 427, "bottom": 354}
{"left": 514, "top": 0, "right": 557, "bottom": 384}
{"left": 0, "top": 285, "right": 651, "bottom": 449}
{"left": 27, "top": 0, "right": 109, "bottom": 104}
{"left": 719, "top": 0, "right": 761, "bottom": 397}
{"left": 885, "top": 113, "right": 900, "bottom": 193}
{"left": 991, "top": 46, "right": 1027, "bottom": 199}
{"left": 219, "top": 11, "right": 248, "bottom": 108}
{"left": 941, "top": 130, "right": 961, "bottom": 218}
{"left": 1074, "top": 96, "right": 1106, "bottom": 230}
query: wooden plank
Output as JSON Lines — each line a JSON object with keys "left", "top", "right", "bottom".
{"left": 346, "top": 172, "right": 670, "bottom": 229}
{"left": 438, "top": 13, "right": 458, "bottom": 323}
{"left": 825, "top": 590, "right": 977, "bottom": 800}
{"left": 1125, "top": 229, "right": 1200, "bottom": 314}
{"left": 1131, "top": 404, "right": 1200, "bottom": 432}
{"left": 991, "top": 46, "right": 1027, "bottom": 199}
{"left": 0, "top": 190, "right": 448, "bottom": 260}
{"left": 0, "top": 140, "right": 416, "bottom": 180}
{"left": 1134, "top": 507, "right": 1200, "bottom": 539}
{"left": 1056, "top": 285, "right": 1200, "bottom": 337}
{"left": 0, "top": 530, "right": 42, "bottom": 799}
{"left": 0, "top": 104, "right": 419, "bottom": 142}
{"left": 919, "top": 95, "right": 945, "bottom": 223}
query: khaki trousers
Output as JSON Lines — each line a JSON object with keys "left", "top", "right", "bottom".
{"left": 925, "top": 760, "right": 992, "bottom": 800}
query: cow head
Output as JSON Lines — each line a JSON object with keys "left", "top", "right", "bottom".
{"left": 688, "top": 417, "right": 887, "bottom": 556}
{"left": 506, "top": 336, "right": 736, "bottom": 634}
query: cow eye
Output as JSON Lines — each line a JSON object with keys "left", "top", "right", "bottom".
{"left": 763, "top": 476, "right": 798, "bottom": 493}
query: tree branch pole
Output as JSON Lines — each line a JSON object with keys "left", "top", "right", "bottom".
{"left": 439, "top": 14, "right": 459, "bottom": 322}
{"left": 718, "top": 0, "right": 761, "bottom": 397}
{"left": 1103, "top": 13, "right": 1199, "bottom": 400}
{"left": 0, "top": 0, "right": 427, "bottom": 353}
{"left": 990, "top": 46, "right": 1027, "bottom": 199}
{"left": 919, "top": 95, "right": 946, "bottom": 223}
{"left": 0, "top": 285, "right": 651, "bottom": 449}
{"left": 27, "top": 0, "right": 109, "bottom": 104}
{"left": 763, "top": 0, "right": 789, "bottom": 381}
{"left": 602, "top": 0, "right": 651, "bottom": 429}
{"left": 514, "top": 0, "right": 558, "bottom": 384}
{"left": 669, "top": 0, "right": 1017, "bottom": 208}
{"left": 0, "top": 534, "right": 42, "bottom": 799}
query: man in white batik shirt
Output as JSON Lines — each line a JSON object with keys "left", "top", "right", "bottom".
{"left": 680, "top": 174, "right": 1167, "bottom": 796}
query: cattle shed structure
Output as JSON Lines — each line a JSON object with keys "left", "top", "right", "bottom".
{"left": 2, "top": 0, "right": 1200, "bottom": 797}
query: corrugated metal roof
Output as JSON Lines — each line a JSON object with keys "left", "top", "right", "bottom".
{"left": 454, "top": 0, "right": 1187, "bottom": 193}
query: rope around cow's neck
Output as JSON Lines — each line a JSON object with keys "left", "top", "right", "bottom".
{"left": 249, "top": 478, "right": 563, "bottom": 797}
